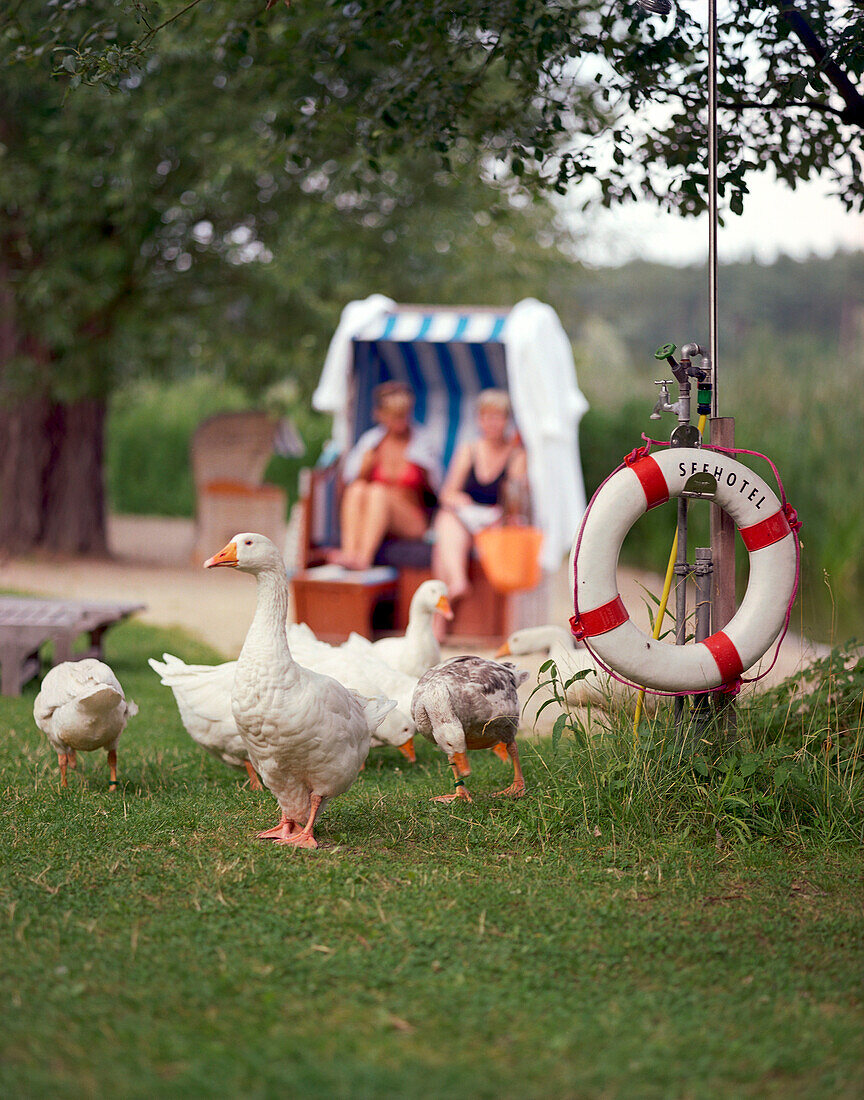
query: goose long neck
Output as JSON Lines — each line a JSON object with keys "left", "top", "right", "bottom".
{"left": 246, "top": 567, "right": 292, "bottom": 661}
{"left": 405, "top": 603, "right": 430, "bottom": 643}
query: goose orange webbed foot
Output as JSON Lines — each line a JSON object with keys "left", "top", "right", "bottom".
{"left": 491, "top": 742, "right": 510, "bottom": 762}
{"left": 432, "top": 787, "right": 473, "bottom": 804}
{"left": 275, "top": 833, "right": 319, "bottom": 849}
{"left": 256, "top": 813, "right": 299, "bottom": 841}
{"left": 492, "top": 779, "right": 527, "bottom": 799}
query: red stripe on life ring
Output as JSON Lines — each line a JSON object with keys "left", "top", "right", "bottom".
{"left": 739, "top": 509, "right": 792, "bottom": 551}
{"left": 571, "top": 596, "right": 629, "bottom": 640}
{"left": 630, "top": 455, "right": 669, "bottom": 510}
{"left": 702, "top": 631, "right": 744, "bottom": 683}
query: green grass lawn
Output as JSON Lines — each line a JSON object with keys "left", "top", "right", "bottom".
{"left": 1, "top": 622, "right": 862, "bottom": 1098}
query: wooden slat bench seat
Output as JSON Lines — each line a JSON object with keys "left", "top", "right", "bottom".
{"left": 0, "top": 597, "right": 145, "bottom": 697}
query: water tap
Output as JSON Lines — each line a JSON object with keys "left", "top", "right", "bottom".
{"left": 650, "top": 380, "right": 678, "bottom": 420}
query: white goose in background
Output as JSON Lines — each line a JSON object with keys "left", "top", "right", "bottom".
{"left": 204, "top": 533, "right": 396, "bottom": 849}
{"left": 343, "top": 579, "right": 453, "bottom": 678}
{"left": 33, "top": 659, "right": 138, "bottom": 789}
{"left": 298, "top": 623, "right": 512, "bottom": 766}
{"left": 148, "top": 655, "right": 262, "bottom": 788}
{"left": 411, "top": 656, "right": 530, "bottom": 802}
{"left": 285, "top": 623, "right": 418, "bottom": 761}
{"left": 496, "top": 625, "right": 658, "bottom": 714}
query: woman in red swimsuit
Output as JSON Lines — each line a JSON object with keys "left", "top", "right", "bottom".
{"left": 432, "top": 389, "right": 527, "bottom": 619}
{"left": 334, "top": 382, "right": 439, "bottom": 570}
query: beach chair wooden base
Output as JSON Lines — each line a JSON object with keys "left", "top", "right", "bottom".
{"left": 291, "top": 570, "right": 398, "bottom": 644}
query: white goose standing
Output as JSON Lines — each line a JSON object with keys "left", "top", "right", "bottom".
{"left": 205, "top": 533, "right": 395, "bottom": 849}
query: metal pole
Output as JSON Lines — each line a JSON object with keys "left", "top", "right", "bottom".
{"left": 708, "top": 0, "right": 719, "bottom": 413}
{"left": 673, "top": 372, "right": 692, "bottom": 734}
{"left": 692, "top": 547, "right": 714, "bottom": 742}
{"left": 673, "top": 514, "right": 689, "bottom": 734}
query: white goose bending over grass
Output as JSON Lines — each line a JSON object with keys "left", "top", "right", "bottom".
{"left": 205, "top": 533, "right": 396, "bottom": 850}
{"left": 496, "top": 625, "right": 657, "bottom": 714}
{"left": 34, "top": 659, "right": 137, "bottom": 789}
{"left": 285, "top": 623, "right": 417, "bottom": 761}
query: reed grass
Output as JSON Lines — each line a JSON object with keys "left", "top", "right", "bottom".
{"left": 526, "top": 647, "right": 864, "bottom": 849}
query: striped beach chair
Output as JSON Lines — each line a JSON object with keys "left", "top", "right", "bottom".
{"left": 295, "top": 299, "right": 588, "bottom": 644}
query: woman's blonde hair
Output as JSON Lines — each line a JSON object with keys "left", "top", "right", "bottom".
{"left": 476, "top": 388, "right": 511, "bottom": 416}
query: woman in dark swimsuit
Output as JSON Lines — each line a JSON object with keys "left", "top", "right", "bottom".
{"left": 432, "top": 389, "right": 527, "bottom": 615}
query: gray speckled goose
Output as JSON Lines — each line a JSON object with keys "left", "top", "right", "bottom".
{"left": 411, "top": 656, "right": 529, "bottom": 802}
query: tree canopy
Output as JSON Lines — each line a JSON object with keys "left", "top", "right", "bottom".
{"left": 2, "top": 0, "right": 861, "bottom": 553}
{"left": 6, "top": 1, "right": 863, "bottom": 214}
{"left": 0, "top": 0, "right": 574, "bottom": 551}
{"left": 1, "top": 0, "right": 572, "bottom": 406}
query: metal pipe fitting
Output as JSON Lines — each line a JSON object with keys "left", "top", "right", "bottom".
{"left": 650, "top": 380, "right": 679, "bottom": 420}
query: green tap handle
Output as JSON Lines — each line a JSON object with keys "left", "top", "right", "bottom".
{"left": 654, "top": 343, "right": 677, "bottom": 360}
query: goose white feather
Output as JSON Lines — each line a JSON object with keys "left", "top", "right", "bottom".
{"left": 498, "top": 625, "right": 658, "bottom": 714}
{"left": 148, "top": 655, "right": 264, "bottom": 786}
{"left": 343, "top": 579, "right": 452, "bottom": 678}
{"left": 33, "top": 658, "right": 137, "bottom": 788}
{"left": 148, "top": 640, "right": 415, "bottom": 762}
{"left": 204, "top": 532, "right": 396, "bottom": 848}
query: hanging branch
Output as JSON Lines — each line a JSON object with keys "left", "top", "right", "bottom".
{"left": 779, "top": 3, "right": 864, "bottom": 126}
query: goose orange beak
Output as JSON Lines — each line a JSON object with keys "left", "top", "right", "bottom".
{"left": 451, "top": 751, "right": 471, "bottom": 777}
{"left": 204, "top": 541, "right": 239, "bottom": 569}
{"left": 495, "top": 642, "right": 511, "bottom": 657}
{"left": 397, "top": 738, "right": 416, "bottom": 763}
{"left": 435, "top": 595, "right": 454, "bottom": 621}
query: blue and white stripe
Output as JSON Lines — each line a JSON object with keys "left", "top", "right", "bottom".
{"left": 351, "top": 309, "right": 510, "bottom": 469}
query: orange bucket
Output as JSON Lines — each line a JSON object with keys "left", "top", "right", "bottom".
{"left": 475, "top": 525, "right": 543, "bottom": 593}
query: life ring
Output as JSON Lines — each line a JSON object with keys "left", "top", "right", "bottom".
{"left": 571, "top": 447, "right": 798, "bottom": 692}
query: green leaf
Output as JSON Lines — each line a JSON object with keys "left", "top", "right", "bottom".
{"left": 551, "top": 712, "right": 568, "bottom": 752}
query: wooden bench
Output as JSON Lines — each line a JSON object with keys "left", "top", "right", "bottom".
{"left": 0, "top": 597, "right": 144, "bottom": 697}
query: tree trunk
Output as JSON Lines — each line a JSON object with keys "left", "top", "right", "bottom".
{"left": 0, "top": 397, "right": 109, "bottom": 555}
{"left": 0, "top": 246, "right": 110, "bottom": 556}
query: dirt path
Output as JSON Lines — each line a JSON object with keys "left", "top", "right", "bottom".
{"left": 1, "top": 515, "right": 826, "bottom": 730}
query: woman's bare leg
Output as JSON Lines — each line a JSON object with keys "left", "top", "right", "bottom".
{"left": 432, "top": 509, "right": 473, "bottom": 602}
{"left": 334, "top": 480, "right": 370, "bottom": 563}
{"left": 352, "top": 484, "right": 427, "bottom": 569}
